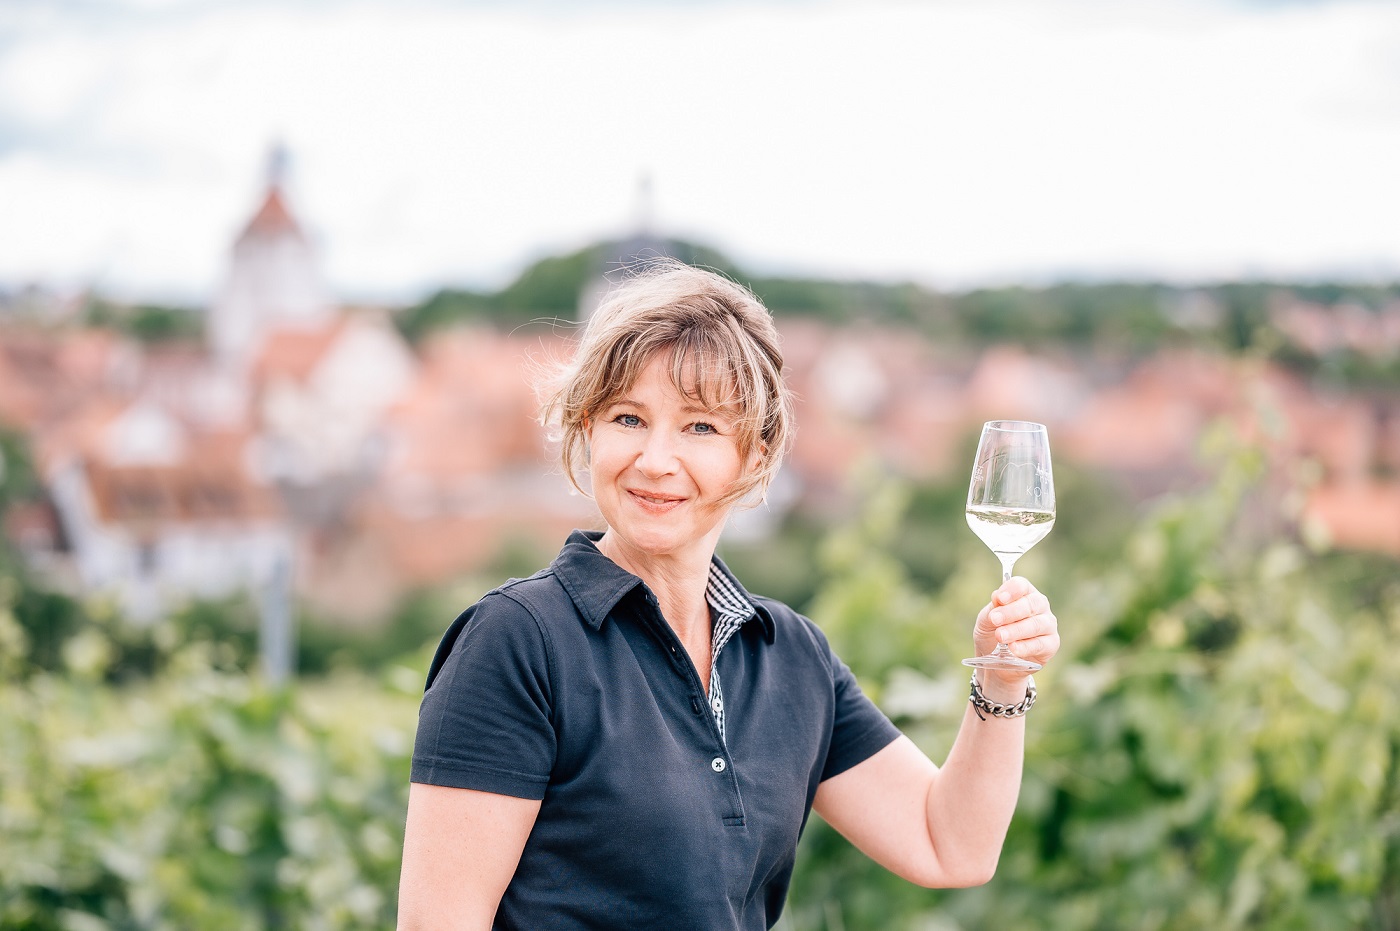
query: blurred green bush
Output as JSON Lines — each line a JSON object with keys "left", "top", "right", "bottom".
{"left": 0, "top": 644, "right": 420, "bottom": 930}
{"left": 1, "top": 433, "right": 1397, "bottom": 929}
{"left": 786, "top": 435, "right": 1400, "bottom": 930}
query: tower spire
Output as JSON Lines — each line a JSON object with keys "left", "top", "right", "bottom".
{"left": 210, "top": 146, "right": 330, "bottom": 367}
{"left": 632, "top": 170, "right": 654, "bottom": 236}
{"left": 267, "top": 141, "right": 289, "bottom": 191}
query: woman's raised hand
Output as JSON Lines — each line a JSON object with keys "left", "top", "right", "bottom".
{"left": 973, "top": 577, "right": 1059, "bottom": 691}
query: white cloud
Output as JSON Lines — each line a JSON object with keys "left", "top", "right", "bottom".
{"left": 1, "top": 0, "right": 1398, "bottom": 301}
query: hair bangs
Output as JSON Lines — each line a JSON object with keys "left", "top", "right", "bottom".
{"left": 666, "top": 333, "right": 743, "bottom": 415}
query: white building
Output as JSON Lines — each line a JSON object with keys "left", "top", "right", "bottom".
{"left": 208, "top": 149, "right": 334, "bottom": 370}
{"left": 249, "top": 313, "right": 417, "bottom": 487}
{"left": 33, "top": 149, "right": 415, "bottom": 620}
{"left": 42, "top": 401, "right": 293, "bottom": 621}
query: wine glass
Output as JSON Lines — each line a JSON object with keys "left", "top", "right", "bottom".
{"left": 962, "top": 420, "right": 1055, "bottom": 672}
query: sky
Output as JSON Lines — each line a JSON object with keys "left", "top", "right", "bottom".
{"left": 1, "top": 0, "right": 1398, "bottom": 304}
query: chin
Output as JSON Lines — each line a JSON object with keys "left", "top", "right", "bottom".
{"left": 623, "top": 527, "right": 690, "bottom": 557}
{"left": 609, "top": 514, "right": 723, "bottom": 560}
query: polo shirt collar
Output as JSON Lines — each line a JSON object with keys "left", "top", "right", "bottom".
{"left": 552, "top": 529, "right": 777, "bottom": 644}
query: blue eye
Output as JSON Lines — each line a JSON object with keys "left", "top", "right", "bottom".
{"left": 615, "top": 413, "right": 642, "bottom": 428}
{"left": 691, "top": 422, "right": 717, "bottom": 435}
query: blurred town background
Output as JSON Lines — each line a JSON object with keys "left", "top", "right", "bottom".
{"left": 6, "top": 152, "right": 1399, "bottom": 626}
{"left": 4, "top": 0, "right": 1400, "bottom": 927}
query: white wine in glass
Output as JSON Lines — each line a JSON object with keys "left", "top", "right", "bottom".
{"left": 963, "top": 420, "right": 1055, "bottom": 673}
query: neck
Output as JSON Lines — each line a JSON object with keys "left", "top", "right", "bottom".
{"left": 596, "top": 531, "right": 715, "bottom": 642}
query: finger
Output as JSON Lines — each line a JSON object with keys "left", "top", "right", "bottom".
{"left": 995, "top": 612, "right": 1058, "bottom": 645}
{"left": 986, "top": 604, "right": 1016, "bottom": 628}
{"left": 973, "top": 601, "right": 998, "bottom": 638}
{"left": 994, "top": 576, "right": 1038, "bottom": 605}
{"left": 1007, "top": 631, "right": 1061, "bottom": 664}
{"left": 988, "top": 592, "right": 1051, "bottom": 627}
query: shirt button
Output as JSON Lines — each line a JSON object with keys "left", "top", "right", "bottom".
{"left": 711, "top": 757, "right": 726, "bottom": 773}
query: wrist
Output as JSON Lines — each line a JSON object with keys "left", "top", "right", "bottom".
{"left": 969, "top": 672, "right": 1036, "bottom": 720}
{"left": 975, "top": 670, "right": 1032, "bottom": 703}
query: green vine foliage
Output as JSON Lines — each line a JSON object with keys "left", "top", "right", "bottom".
{"left": 1, "top": 435, "right": 1397, "bottom": 929}
{"left": 0, "top": 639, "right": 421, "bottom": 930}
{"left": 785, "top": 439, "right": 1400, "bottom": 930}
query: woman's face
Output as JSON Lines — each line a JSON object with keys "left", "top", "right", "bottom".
{"left": 588, "top": 353, "right": 757, "bottom": 565}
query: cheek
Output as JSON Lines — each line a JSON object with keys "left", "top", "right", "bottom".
{"left": 708, "top": 446, "right": 751, "bottom": 484}
{"left": 588, "top": 433, "right": 637, "bottom": 480}
{"left": 731, "top": 439, "right": 762, "bottom": 477}
{"left": 588, "top": 442, "right": 619, "bottom": 475}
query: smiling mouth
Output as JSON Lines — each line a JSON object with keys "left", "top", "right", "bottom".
{"left": 629, "top": 490, "right": 685, "bottom": 510}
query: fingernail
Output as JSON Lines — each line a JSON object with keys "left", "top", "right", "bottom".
{"left": 990, "top": 610, "right": 1003, "bottom": 623}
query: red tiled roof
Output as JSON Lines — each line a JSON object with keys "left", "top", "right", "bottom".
{"left": 0, "top": 328, "right": 131, "bottom": 431}
{"left": 240, "top": 186, "right": 302, "bottom": 240}
{"left": 382, "top": 327, "right": 561, "bottom": 478}
{"left": 1305, "top": 482, "right": 1400, "bottom": 556}
{"left": 0, "top": 341, "right": 42, "bottom": 429}
{"left": 84, "top": 449, "right": 281, "bottom": 529}
{"left": 32, "top": 397, "right": 128, "bottom": 473}
{"left": 252, "top": 318, "right": 347, "bottom": 385}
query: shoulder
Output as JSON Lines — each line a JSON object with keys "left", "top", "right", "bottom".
{"left": 423, "top": 570, "right": 572, "bottom": 691}
{"left": 492, "top": 568, "right": 575, "bottom": 624}
{"left": 461, "top": 567, "right": 580, "bottom": 636}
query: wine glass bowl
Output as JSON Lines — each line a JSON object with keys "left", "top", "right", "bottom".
{"left": 963, "top": 420, "right": 1055, "bottom": 673}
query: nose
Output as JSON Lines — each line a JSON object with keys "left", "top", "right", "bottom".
{"left": 634, "top": 428, "right": 680, "bottom": 478}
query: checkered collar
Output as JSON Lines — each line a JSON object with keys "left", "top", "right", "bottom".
{"left": 552, "top": 529, "right": 775, "bottom": 643}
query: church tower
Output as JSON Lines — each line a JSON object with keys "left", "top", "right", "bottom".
{"left": 577, "top": 171, "right": 674, "bottom": 321}
{"left": 208, "top": 146, "right": 332, "bottom": 368}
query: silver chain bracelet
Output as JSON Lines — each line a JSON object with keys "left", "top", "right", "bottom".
{"left": 969, "top": 673, "right": 1036, "bottom": 720}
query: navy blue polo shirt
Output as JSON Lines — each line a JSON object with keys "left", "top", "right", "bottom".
{"left": 411, "top": 530, "right": 901, "bottom": 930}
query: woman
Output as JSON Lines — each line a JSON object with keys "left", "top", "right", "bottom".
{"left": 397, "top": 262, "right": 1059, "bottom": 930}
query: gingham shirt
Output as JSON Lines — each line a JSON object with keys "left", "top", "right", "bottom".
{"left": 705, "top": 561, "right": 756, "bottom": 741}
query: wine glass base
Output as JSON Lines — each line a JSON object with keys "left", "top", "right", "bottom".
{"left": 962, "top": 654, "right": 1043, "bottom": 673}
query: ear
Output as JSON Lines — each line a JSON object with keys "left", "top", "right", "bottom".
{"left": 747, "top": 443, "right": 765, "bottom": 475}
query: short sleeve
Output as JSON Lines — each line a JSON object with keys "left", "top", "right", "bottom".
{"left": 819, "top": 634, "right": 902, "bottom": 782}
{"left": 410, "top": 593, "right": 557, "bottom": 800}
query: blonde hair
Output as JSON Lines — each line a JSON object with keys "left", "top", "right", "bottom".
{"left": 539, "top": 260, "right": 794, "bottom": 508}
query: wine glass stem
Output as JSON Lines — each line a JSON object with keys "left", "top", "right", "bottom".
{"left": 992, "top": 558, "right": 1016, "bottom": 658}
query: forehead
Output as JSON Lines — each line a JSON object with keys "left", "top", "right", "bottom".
{"left": 615, "top": 350, "right": 741, "bottom": 411}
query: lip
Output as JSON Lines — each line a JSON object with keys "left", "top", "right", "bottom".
{"left": 627, "top": 489, "right": 686, "bottom": 512}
